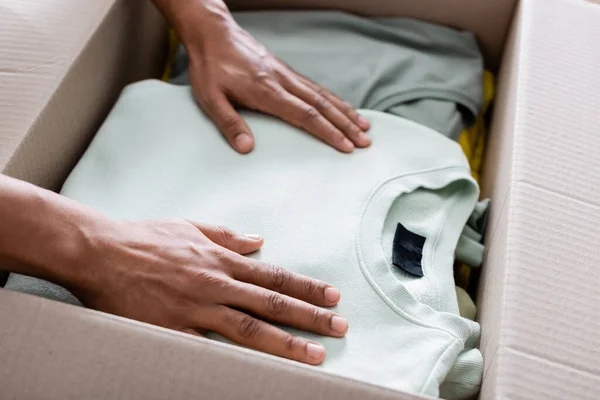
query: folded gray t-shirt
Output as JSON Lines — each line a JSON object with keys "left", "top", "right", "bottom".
{"left": 171, "top": 11, "right": 483, "bottom": 140}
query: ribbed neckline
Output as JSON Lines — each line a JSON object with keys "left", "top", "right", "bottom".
{"left": 356, "top": 165, "right": 480, "bottom": 343}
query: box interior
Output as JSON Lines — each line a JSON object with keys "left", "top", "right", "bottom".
{"left": 2, "top": 0, "right": 600, "bottom": 398}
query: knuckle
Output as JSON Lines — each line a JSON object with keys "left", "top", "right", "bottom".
{"left": 314, "top": 95, "right": 331, "bottom": 112}
{"left": 266, "top": 87, "right": 284, "bottom": 103}
{"left": 238, "top": 315, "right": 261, "bottom": 339}
{"left": 265, "top": 292, "right": 288, "bottom": 315}
{"left": 173, "top": 217, "right": 192, "bottom": 228}
{"left": 198, "top": 91, "right": 214, "bottom": 107}
{"left": 194, "top": 85, "right": 215, "bottom": 106}
{"left": 269, "top": 265, "right": 288, "bottom": 290}
{"left": 273, "top": 67, "right": 287, "bottom": 81}
{"left": 221, "top": 116, "right": 242, "bottom": 133}
{"left": 215, "top": 225, "right": 235, "bottom": 241}
{"left": 258, "top": 82, "right": 275, "bottom": 97}
{"left": 345, "top": 121, "right": 361, "bottom": 137}
{"left": 208, "top": 247, "right": 231, "bottom": 262}
{"left": 192, "top": 270, "right": 230, "bottom": 289}
{"left": 301, "top": 278, "right": 319, "bottom": 298}
{"left": 283, "top": 334, "right": 300, "bottom": 352}
{"left": 341, "top": 101, "right": 354, "bottom": 113}
{"left": 310, "top": 307, "right": 325, "bottom": 326}
{"left": 252, "top": 68, "right": 272, "bottom": 85}
{"left": 300, "top": 106, "right": 320, "bottom": 125}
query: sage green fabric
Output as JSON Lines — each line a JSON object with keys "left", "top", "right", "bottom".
{"left": 170, "top": 11, "right": 483, "bottom": 140}
{"left": 5, "top": 81, "right": 483, "bottom": 398}
{"left": 456, "top": 235, "right": 484, "bottom": 269}
{"left": 454, "top": 198, "right": 488, "bottom": 269}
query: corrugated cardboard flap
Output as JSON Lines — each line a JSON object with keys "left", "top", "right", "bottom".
{"left": 0, "top": 0, "right": 166, "bottom": 190}
{"left": 480, "top": 0, "right": 600, "bottom": 398}
{"left": 0, "top": 290, "right": 423, "bottom": 400}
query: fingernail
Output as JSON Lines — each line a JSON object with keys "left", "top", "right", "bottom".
{"left": 324, "top": 287, "right": 341, "bottom": 303}
{"left": 342, "top": 137, "right": 354, "bottom": 151}
{"left": 234, "top": 133, "right": 253, "bottom": 153}
{"left": 306, "top": 343, "right": 326, "bottom": 361}
{"left": 331, "top": 316, "right": 349, "bottom": 335}
{"left": 358, "top": 115, "right": 370, "bottom": 127}
{"left": 358, "top": 132, "right": 371, "bottom": 145}
{"left": 244, "top": 234, "right": 262, "bottom": 240}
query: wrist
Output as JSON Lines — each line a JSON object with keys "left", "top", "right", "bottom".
{"left": 41, "top": 200, "right": 119, "bottom": 295}
{"left": 0, "top": 176, "right": 114, "bottom": 293}
{"left": 153, "top": 0, "right": 235, "bottom": 44}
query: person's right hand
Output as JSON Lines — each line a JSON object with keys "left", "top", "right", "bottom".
{"left": 152, "top": 0, "right": 371, "bottom": 154}
{"left": 72, "top": 218, "right": 348, "bottom": 365}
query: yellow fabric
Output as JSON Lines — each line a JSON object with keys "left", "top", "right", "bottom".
{"left": 161, "top": 29, "right": 180, "bottom": 82}
{"left": 458, "top": 70, "right": 496, "bottom": 184}
{"left": 455, "top": 70, "right": 495, "bottom": 292}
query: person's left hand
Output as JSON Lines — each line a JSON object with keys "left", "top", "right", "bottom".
{"left": 157, "top": 0, "right": 371, "bottom": 154}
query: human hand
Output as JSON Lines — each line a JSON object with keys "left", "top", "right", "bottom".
{"left": 158, "top": 0, "right": 371, "bottom": 153}
{"left": 72, "top": 218, "right": 348, "bottom": 365}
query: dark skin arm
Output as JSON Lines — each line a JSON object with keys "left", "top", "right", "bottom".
{"left": 0, "top": 175, "right": 348, "bottom": 365}
{"left": 152, "top": 0, "right": 371, "bottom": 153}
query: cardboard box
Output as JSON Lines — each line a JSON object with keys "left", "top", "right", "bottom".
{"left": 1, "top": 0, "right": 599, "bottom": 398}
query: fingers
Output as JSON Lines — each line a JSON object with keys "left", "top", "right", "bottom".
{"left": 198, "top": 91, "right": 255, "bottom": 154}
{"left": 276, "top": 61, "right": 370, "bottom": 132}
{"left": 227, "top": 283, "right": 348, "bottom": 338}
{"left": 214, "top": 306, "right": 328, "bottom": 365}
{"left": 231, "top": 260, "right": 341, "bottom": 307}
{"left": 281, "top": 78, "right": 371, "bottom": 148}
{"left": 261, "top": 88, "right": 355, "bottom": 153}
{"left": 295, "top": 75, "right": 371, "bottom": 132}
{"left": 189, "top": 222, "right": 264, "bottom": 255}
{"left": 192, "top": 66, "right": 370, "bottom": 153}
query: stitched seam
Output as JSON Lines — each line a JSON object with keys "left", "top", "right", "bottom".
{"left": 354, "top": 165, "right": 473, "bottom": 340}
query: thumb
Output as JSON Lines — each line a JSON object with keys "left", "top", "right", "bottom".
{"left": 191, "top": 222, "right": 264, "bottom": 255}
{"left": 199, "top": 91, "right": 255, "bottom": 154}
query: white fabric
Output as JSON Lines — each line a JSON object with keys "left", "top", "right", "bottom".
{"left": 43, "top": 81, "right": 486, "bottom": 397}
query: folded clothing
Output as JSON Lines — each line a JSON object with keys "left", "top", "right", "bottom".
{"left": 168, "top": 11, "right": 491, "bottom": 307}
{"left": 5, "top": 81, "right": 483, "bottom": 398}
{"left": 170, "top": 11, "right": 484, "bottom": 141}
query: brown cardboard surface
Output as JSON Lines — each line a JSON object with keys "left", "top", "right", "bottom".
{"left": 0, "top": 290, "right": 423, "bottom": 400}
{"left": 479, "top": 0, "right": 600, "bottom": 398}
{"left": 0, "top": 0, "right": 166, "bottom": 191}
{"left": 1, "top": 0, "right": 600, "bottom": 398}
